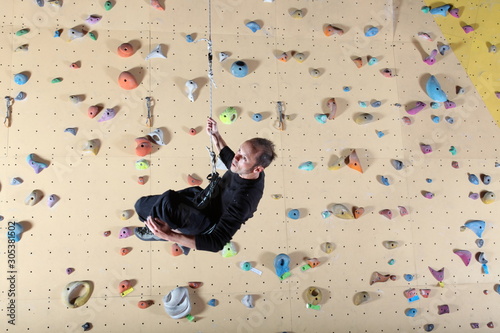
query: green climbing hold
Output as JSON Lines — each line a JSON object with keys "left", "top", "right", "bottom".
{"left": 16, "top": 29, "right": 30, "bottom": 36}
{"left": 89, "top": 32, "right": 97, "bottom": 40}
{"left": 51, "top": 77, "right": 63, "bottom": 83}
{"left": 219, "top": 107, "right": 237, "bottom": 124}
{"left": 104, "top": 1, "right": 114, "bottom": 10}
{"left": 222, "top": 242, "right": 237, "bottom": 257}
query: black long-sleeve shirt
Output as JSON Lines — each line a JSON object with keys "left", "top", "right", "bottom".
{"left": 195, "top": 146, "right": 264, "bottom": 252}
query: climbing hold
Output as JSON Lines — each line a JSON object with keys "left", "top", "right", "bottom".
{"left": 420, "top": 144, "right": 432, "bottom": 154}
{"left": 117, "top": 43, "right": 134, "bottom": 57}
{"left": 306, "top": 287, "right": 322, "bottom": 306}
{"left": 489, "top": 45, "right": 497, "bottom": 53}
{"left": 331, "top": 204, "right": 354, "bottom": 219}
{"left": 14, "top": 73, "right": 29, "bottom": 85}
{"left": 7, "top": 222, "right": 24, "bottom": 242}
{"left": 15, "top": 28, "right": 30, "bottom": 36}
{"left": 118, "top": 280, "right": 133, "bottom": 295}
{"left": 424, "top": 324, "right": 434, "bottom": 332}
{"left": 422, "top": 191, "right": 434, "bottom": 199}
{"left": 404, "top": 274, "right": 414, "bottom": 282}
{"left": 87, "top": 105, "right": 100, "bottom": 119}
{"left": 365, "top": 26, "right": 379, "bottom": 37}
{"left": 431, "top": 115, "right": 440, "bottom": 123}
{"left": 218, "top": 52, "right": 229, "bottom": 62}
{"left": 246, "top": 21, "right": 261, "bottom": 33}
{"left": 326, "top": 98, "right": 337, "bottom": 120}
{"left": 145, "top": 44, "right": 167, "bottom": 60}
{"left": 406, "top": 101, "right": 426, "bottom": 115}
{"left": 241, "top": 261, "right": 263, "bottom": 275}
{"left": 277, "top": 52, "right": 288, "bottom": 62}
{"left": 138, "top": 300, "right": 154, "bottom": 309}
{"left": 83, "top": 140, "right": 99, "bottom": 155}
{"left": 462, "top": 25, "right": 474, "bottom": 34}
{"left": 428, "top": 266, "right": 445, "bottom": 286}
{"left": 118, "top": 71, "right": 139, "bottom": 90}
{"left": 290, "top": 9, "right": 304, "bottom": 19}
{"left": 469, "top": 192, "right": 479, "bottom": 200}
{"left": 439, "top": 44, "right": 450, "bottom": 55}
{"left": 454, "top": 250, "right": 472, "bottom": 266}
{"left": 207, "top": 299, "right": 218, "bottom": 307}
{"left": 188, "top": 282, "right": 203, "bottom": 289}
{"left": 343, "top": 86, "right": 351, "bottom": 92}
{"left": 231, "top": 60, "right": 248, "bottom": 78}
{"left": 252, "top": 113, "right": 263, "bottom": 122}
{"left": 185, "top": 34, "right": 193, "bottom": 43}
{"left": 135, "top": 137, "right": 152, "bottom": 157}
{"left": 426, "top": 75, "right": 448, "bottom": 102}
{"left": 452, "top": 161, "right": 459, "bottom": 168}
{"left": 345, "top": 150, "right": 363, "bottom": 173}
{"left": 448, "top": 146, "right": 457, "bottom": 155}
{"left": 380, "top": 176, "right": 390, "bottom": 186}
{"left": 402, "top": 116, "right": 412, "bottom": 125}
{"left": 471, "top": 323, "right": 480, "bottom": 329}
{"left": 379, "top": 209, "right": 393, "bottom": 220}
{"left": 104, "top": 1, "right": 113, "bottom": 10}
{"left": 305, "top": 258, "right": 320, "bottom": 269}
{"left": 430, "top": 102, "right": 440, "bottom": 109}
{"left": 53, "top": 29, "right": 62, "bottom": 37}
{"left": 391, "top": 159, "right": 403, "bottom": 170}
{"left": 66, "top": 267, "right": 75, "bottom": 275}
{"left": 481, "top": 191, "right": 495, "bottom": 204}
{"left": 398, "top": 206, "right": 409, "bottom": 216}
{"left": 309, "top": 68, "right": 321, "bottom": 78}
{"left": 487, "top": 322, "right": 494, "bottom": 328}
{"left": 321, "top": 210, "right": 331, "bottom": 218}
{"left": 353, "top": 292, "right": 370, "bottom": 305}
{"left": 358, "top": 101, "right": 367, "bottom": 108}
{"left": 15, "top": 91, "right": 26, "bottom": 101}
{"left": 382, "top": 241, "right": 399, "bottom": 249}
{"left": 323, "top": 25, "right": 344, "bottom": 36}
{"left": 405, "top": 308, "right": 417, "bottom": 317}
{"left": 120, "top": 247, "right": 131, "bottom": 256}
{"left": 89, "top": 31, "right": 97, "bottom": 41}
{"left": 421, "top": 6, "right": 430, "bottom": 13}
{"left": 120, "top": 210, "right": 133, "bottom": 220}
{"left": 63, "top": 281, "right": 93, "bottom": 308}
{"left": 369, "top": 272, "right": 395, "bottom": 285}
{"left": 476, "top": 252, "right": 488, "bottom": 265}
{"left": 148, "top": 128, "right": 165, "bottom": 145}
{"left": 184, "top": 80, "right": 198, "bottom": 102}
{"left": 476, "top": 239, "right": 484, "bottom": 248}
{"left": 163, "top": 287, "right": 191, "bottom": 319}
{"left": 426, "top": 178, "right": 432, "bottom": 183}
{"left": 424, "top": 49, "right": 438, "bottom": 65}
{"left": 438, "top": 304, "right": 450, "bottom": 315}
{"left": 353, "top": 113, "right": 374, "bottom": 125}
{"left": 119, "top": 227, "right": 132, "bottom": 239}
{"left": 51, "top": 77, "right": 63, "bottom": 84}
{"left": 445, "top": 116, "right": 454, "bottom": 124}
{"left": 293, "top": 52, "right": 305, "bottom": 63}
{"left": 449, "top": 8, "right": 460, "bottom": 18}
{"left": 371, "top": 100, "right": 381, "bottom": 108}
{"left": 47, "top": 194, "right": 59, "bottom": 208}
{"left": 98, "top": 108, "right": 116, "bottom": 122}
{"left": 222, "top": 241, "right": 238, "bottom": 258}
{"left": 187, "top": 174, "right": 202, "bottom": 186}
{"left": 242, "top": 294, "right": 254, "bottom": 308}
{"left": 381, "top": 68, "right": 393, "bottom": 77}
{"left": 86, "top": 15, "right": 101, "bottom": 25}
{"left": 103, "top": 231, "right": 111, "bottom": 237}
{"left": 353, "top": 207, "right": 364, "bottom": 219}
{"left": 328, "top": 155, "right": 346, "bottom": 170}
{"left": 481, "top": 174, "right": 491, "bottom": 185}
{"left": 220, "top": 107, "right": 238, "bottom": 124}
{"left": 64, "top": 127, "right": 77, "bottom": 135}
{"left": 189, "top": 128, "right": 197, "bottom": 135}
{"left": 464, "top": 220, "right": 485, "bottom": 238}
{"left": 468, "top": 173, "right": 479, "bottom": 185}
{"left": 298, "top": 161, "right": 314, "bottom": 171}
{"left": 287, "top": 209, "right": 300, "bottom": 219}
{"left": 367, "top": 56, "right": 378, "bottom": 66}
{"left": 444, "top": 100, "right": 456, "bottom": 109}
{"left": 171, "top": 243, "right": 184, "bottom": 256}
{"left": 69, "top": 95, "right": 82, "bottom": 104}
{"left": 135, "top": 159, "right": 150, "bottom": 170}
{"left": 137, "top": 176, "right": 146, "bottom": 185}
{"left": 68, "top": 28, "right": 86, "bottom": 40}
{"left": 11, "top": 177, "right": 23, "bottom": 185}
{"left": 420, "top": 289, "right": 431, "bottom": 298}
{"left": 430, "top": 4, "right": 451, "bottom": 16}
{"left": 27, "top": 153, "right": 48, "bottom": 174}
{"left": 352, "top": 57, "right": 363, "bottom": 68}
{"left": 404, "top": 288, "right": 419, "bottom": 302}
{"left": 151, "top": 0, "right": 165, "bottom": 11}
{"left": 322, "top": 242, "right": 334, "bottom": 254}
{"left": 15, "top": 44, "right": 28, "bottom": 52}
{"left": 274, "top": 253, "right": 291, "bottom": 280}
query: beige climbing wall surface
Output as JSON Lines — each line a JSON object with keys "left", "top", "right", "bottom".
{"left": 1, "top": 0, "right": 500, "bottom": 332}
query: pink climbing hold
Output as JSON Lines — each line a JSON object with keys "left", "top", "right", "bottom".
{"left": 444, "top": 100, "right": 456, "bottom": 109}
{"left": 402, "top": 116, "right": 412, "bottom": 125}
{"left": 98, "top": 108, "right": 116, "bottom": 122}
{"left": 379, "top": 209, "right": 393, "bottom": 220}
{"left": 454, "top": 250, "right": 472, "bottom": 266}
{"left": 438, "top": 304, "right": 450, "bottom": 315}
{"left": 462, "top": 25, "right": 474, "bottom": 33}
{"left": 420, "top": 144, "right": 432, "bottom": 154}
{"left": 423, "top": 49, "right": 438, "bottom": 65}
{"left": 406, "top": 101, "right": 426, "bottom": 115}
{"left": 398, "top": 206, "right": 408, "bottom": 216}
{"left": 428, "top": 266, "right": 445, "bottom": 282}
{"left": 119, "top": 227, "right": 132, "bottom": 239}
{"left": 449, "top": 8, "right": 460, "bottom": 18}
{"left": 422, "top": 191, "right": 434, "bottom": 199}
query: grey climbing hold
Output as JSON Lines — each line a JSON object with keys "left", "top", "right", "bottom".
{"left": 371, "top": 100, "right": 381, "bottom": 108}
{"left": 10, "top": 177, "right": 23, "bottom": 185}
{"left": 163, "top": 287, "right": 191, "bottom": 319}
{"left": 15, "top": 91, "right": 26, "bottom": 101}
{"left": 445, "top": 116, "right": 454, "bottom": 124}
{"left": 489, "top": 45, "right": 497, "bottom": 53}
{"left": 64, "top": 127, "right": 77, "bottom": 135}
{"left": 439, "top": 44, "right": 450, "bottom": 55}
{"left": 481, "top": 174, "right": 491, "bottom": 185}
{"left": 242, "top": 294, "right": 254, "bottom": 308}
{"left": 219, "top": 52, "right": 229, "bottom": 62}
{"left": 146, "top": 44, "right": 167, "bottom": 60}
{"left": 391, "top": 159, "right": 403, "bottom": 170}
{"left": 476, "top": 239, "right": 484, "bottom": 248}
{"left": 353, "top": 113, "right": 374, "bottom": 125}
{"left": 68, "top": 28, "right": 85, "bottom": 40}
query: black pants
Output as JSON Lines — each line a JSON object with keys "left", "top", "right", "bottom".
{"left": 134, "top": 187, "right": 216, "bottom": 236}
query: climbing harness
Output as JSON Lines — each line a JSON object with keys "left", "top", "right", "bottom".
{"left": 4, "top": 96, "right": 13, "bottom": 127}
{"left": 145, "top": 96, "right": 153, "bottom": 127}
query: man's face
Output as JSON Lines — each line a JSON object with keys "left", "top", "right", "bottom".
{"left": 230, "top": 141, "right": 260, "bottom": 177}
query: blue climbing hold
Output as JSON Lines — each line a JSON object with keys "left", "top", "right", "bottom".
{"left": 288, "top": 209, "right": 300, "bottom": 219}
{"left": 231, "top": 60, "right": 248, "bottom": 78}
{"left": 10, "top": 177, "right": 23, "bottom": 185}
{"left": 464, "top": 220, "right": 485, "bottom": 238}
{"left": 430, "top": 102, "right": 440, "bottom": 109}
{"left": 359, "top": 101, "right": 367, "bottom": 108}
{"left": 482, "top": 263, "right": 489, "bottom": 274}
{"left": 445, "top": 116, "right": 454, "bottom": 124}
{"left": 405, "top": 308, "right": 417, "bottom": 317}
{"left": 430, "top": 4, "right": 451, "bottom": 16}
{"left": 376, "top": 131, "right": 385, "bottom": 138}
{"left": 404, "top": 274, "right": 414, "bottom": 282}
{"left": 391, "top": 159, "right": 403, "bottom": 170}
{"left": 7, "top": 222, "right": 24, "bottom": 242}
{"left": 368, "top": 57, "right": 378, "bottom": 66}
{"left": 207, "top": 299, "right": 217, "bottom": 307}
{"left": 315, "top": 114, "right": 327, "bottom": 124}
{"left": 426, "top": 178, "right": 432, "bottom": 183}
{"left": 14, "top": 73, "right": 29, "bottom": 85}
{"left": 371, "top": 100, "right": 381, "bottom": 108}
{"left": 482, "top": 174, "right": 491, "bottom": 185}
{"left": 495, "top": 284, "right": 500, "bottom": 294}
{"left": 298, "top": 161, "right": 315, "bottom": 171}
{"left": 468, "top": 173, "right": 479, "bottom": 185}
{"left": 54, "top": 29, "right": 61, "bottom": 38}
{"left": 426, "top": 75, "right": 448, "bottom": 102}
{"left": 431, "top": 116, "right": 440, "bottom": 123}
{"left": 365, "top": 26, "right": 379, "bottom": 37}
{"left": 15, "top": 91, "right": 26, "bottom": 101}
{"left": 424, "top": 324, "right": 435, "bottom": 332}
{"left": 381, "top": 176, "right": 390, "bottom": 185}
{"left": 246, "top": 21, "right": 261, "bottom": 33}
{"left": 185, "top": 34, "right": 194, "bottom": 43}
{"left": 343, "top": 86, "right": 351, "bottom": 92}
{"left": 439, "top": 45, "right": 450, "bottom": 55}
{"left": 252, "top": 113, "right": 263, "bottom": 122}
{"left": 274, "top": 253, "right": 291, "bottom": 280}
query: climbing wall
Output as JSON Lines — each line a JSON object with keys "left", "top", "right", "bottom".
{"left": 1, "top": 0, "right": 499, "bottom": 332}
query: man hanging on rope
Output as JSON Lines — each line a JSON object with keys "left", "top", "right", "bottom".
{"left": 133, "top": 117, "right": 276, "bottom": 252}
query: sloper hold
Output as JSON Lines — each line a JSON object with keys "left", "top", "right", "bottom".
{"left": 379, "top": 209, "right": 392, "bottom": 220}
{"left": 290, "top": 9, "right": 304, "bottom": 19}
{"left": 118, "top": 71, "right": 139, "bottom": 90}
{"left": 428, "top": 266, "right": 444, "bottom": 282}
{"left": 25, "top": 190, "right": 43, "bottom": 206}
{"left": 345, "top": 150, "right": 363, "bottom": 173}
{"left": 464, "top": 220, "right": 485, "bottom": 238}
{"left": 481, "top": 191, "right": 495, "bottom": 204}
{"left": 353, "top": 291, "right": 370, "bottom": 305}
{"left": 87, "top": 105, "right": 99, "bottom": 118}
{"left": 135, "top": 137, "right": 152, "bottom": 157}
{"left": 83, "top": 139, "right": 99, "bottom": 155}
{"left": 306, "top": 287, "right": 322, "bottom": 305}
{"left": 331, "top": 204, "right": 354, "bottom": 219}
{"left": 364, "top": 26, "right": 379, "bottom": 37}
{"left": 426, "top": 75, "right": 448, "bottom": 102}
{"left": 354, "top": 113, "right": 374, "bottom": 125}
{"left": 468, "top": 173, "right": 479, "bottom": 185}
{"left": 454, "top": 249, "right": 472, "bottom": 266}
{"left": 382, "top": 241, "right": 399, "bottom": 249}
{"left": 117, "top": 43, "right": 134, "bottom": 57}
{"left": 27, "top": 153, "right": 48, "bottom": 173}
{"left": 430, "top": 4, "right": 451, "bottom": 16}
{"left": 145, "top": 44, "right": 167, "bottom": 60}
{"left": 98, "top": 108, "right": 116, "bottom": 122}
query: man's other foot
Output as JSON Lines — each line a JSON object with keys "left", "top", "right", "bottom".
{"left": 134, "top": 226, "right": 166, "bottom": 241}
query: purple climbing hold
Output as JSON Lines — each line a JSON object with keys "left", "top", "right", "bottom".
{"left": 470, "top": 323, "right": 480, "bottom": 329}
{"left": 119, "top": 227, "right": 132, "bottom": 239}
{"left": 438, "top": 304, "right": 449, "bottom": 315}
{"left": 86, "top": 15, "right": 102, "bottom": 25}
{"left": 420, "top": 144, "right": 432, "bottom": 154}
{"left": 462, "top": 25, "right": 474, "bottom": 34}
{"left": 406, "top": 101, "right": 426, "bottom": 115}
{"left": 453, "top": 250, "right": 471, "bottom": 266}
{"left": 422, "top": 191, "right": 434, "bottom": 199}
{"left": 449, "top": 8, "right": 460, "bottom": 18}
{"left": 469, "top": 192, "right": 479, "bottom": 200}
{"left": 98, "top": 108, "right": 116, "bottom": 122}
{"left": 66, "top": 267, "right": 75, "bottom": 275}
{"left": 423, "top": 49, "right": 438, "bottom": 65}
{"left": 27, "top": 153, "right": 48, "bottom": 174}
{"left": 428, "top": 266, "right": 444, "bottom": 282}
{"left": 47, "top": 194, "right": 59, "bottom": 208}
{"left": 444, "top": 100, "right": 456, "bottom": 109}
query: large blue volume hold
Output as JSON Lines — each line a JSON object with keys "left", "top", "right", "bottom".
{"left": 426, "top": 75, "right": 448, "bottom": 102}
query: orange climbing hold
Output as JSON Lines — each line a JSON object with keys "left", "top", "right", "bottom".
{"left": 345, "top": 149, "right": 363, "bottom": 173}
{"left": 118, "top": 280, "right": 131, "bottom": 293}
{"left": 150, "top": 0, "right": 165, "bottom": 11}
{"left": 306, "top": 258, "right": 320, "bottom": 268}
{"left": 353, "top": 57, "right": 363, "bottom": 68}
{"left": 188, "top": 174, "right": 202, "bottom": 186}
{"left": 87, "top": 105, "right": 100, "bottom": 118}
{"left": 277, "top": 52, "right": 288, "bottom": 62}
{"left": 138, "top": 176, "right": 146, "bottom": 185}
{"left": 171, "top": 243, "right": 183, "bottom": 256}
{"left": 117, "top": 43, "right": 134, "bottom": 57}
{"left": 118, "top": 71, "right": 139, "bottom": 90}
{"left": 353, "top": 206, "right": 365, "bottom": 219}
{"left": 323, "top": 24, "right": 344, "bottom": 36}
{"left": 188, "top": 282, "right": 203, "bottom": 289}
{"left": 120, "top": 247, "right": 131, "bottom": 256}
{"left": 135, "top": 137, "right": 152, "bottom": 157}
{"left": 138, "top": 300, "right": 154, "bottom": 309}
